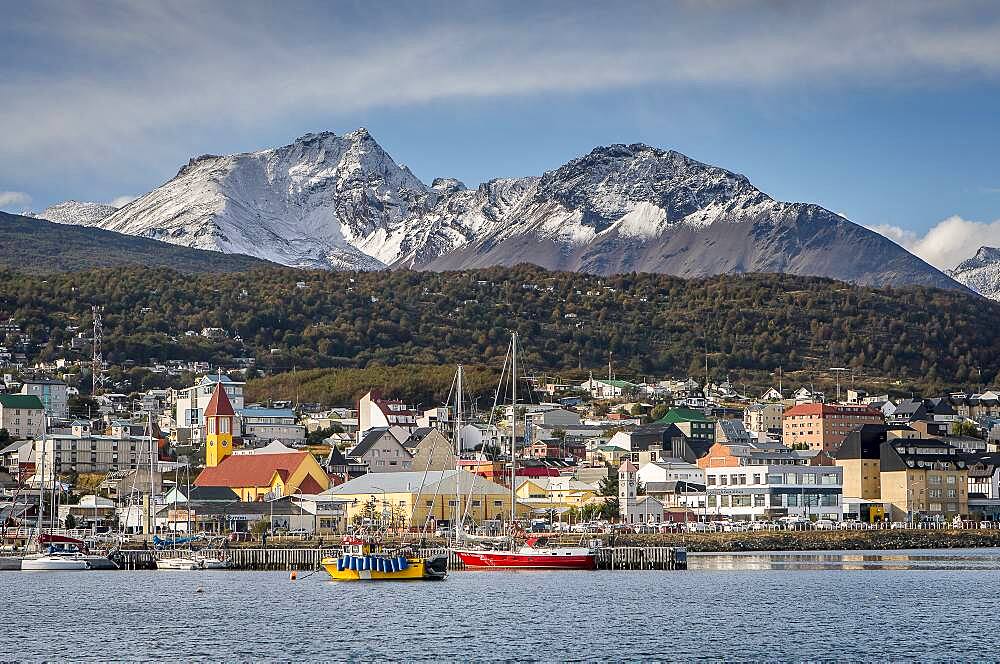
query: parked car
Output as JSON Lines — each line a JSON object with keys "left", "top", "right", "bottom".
{"left": 228, "top": 532, "right": 251, "bottom": 542}
{"left": 813, "top": 519, "right": 836, "bottom": 530}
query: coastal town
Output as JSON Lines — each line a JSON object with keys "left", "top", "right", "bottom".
{"left": 4, "top": 352, "right": 1000, "bottom": 559}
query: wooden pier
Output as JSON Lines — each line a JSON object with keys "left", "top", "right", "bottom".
{"left": 107, "top": 546, "right": 686, "bottom": 571}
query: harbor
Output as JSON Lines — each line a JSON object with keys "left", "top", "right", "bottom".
{"left": 3, "top": 544, "right": 687, "bottom": 572}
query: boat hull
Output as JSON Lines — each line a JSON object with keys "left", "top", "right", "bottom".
{"left": 156, "top": 557, "right": 200, "bottom": 570}
{"left": 454, "top": 549, "right": 596, "bottom": 570}
{"left": 321, "top": 554, "right": 448, "bottom": 581}
{"left": 21, "top": 555, "right": 90, "bottom": 571}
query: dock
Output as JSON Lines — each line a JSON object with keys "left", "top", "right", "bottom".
{"left": 107, "top": 546, "right": 687, "bottom": 571}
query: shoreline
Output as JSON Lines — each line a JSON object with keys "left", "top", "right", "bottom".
{"left": 608, "top": 529, "right": 1000, "bottom": 552}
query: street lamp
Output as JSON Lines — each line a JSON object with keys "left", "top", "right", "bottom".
{"left": 372, "top": 485, "right": 388, "bottom": 530}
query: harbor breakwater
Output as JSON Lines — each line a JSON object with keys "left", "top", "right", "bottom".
{"left": 610, "top": 528, "right": 1000, "bottom": 552}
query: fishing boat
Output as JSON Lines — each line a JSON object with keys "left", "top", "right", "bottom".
{"left": 322, "top": 537, "right": 447, "bottom": 581}
{"left": 453, "top": 332, "right": 597, "bottom": 571}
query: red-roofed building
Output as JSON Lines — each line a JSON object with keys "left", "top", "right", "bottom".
{"left": 782, "top": 403, "right": 885, "bottom": 453}
{"left": 194, "top": 451, "right": 330, "bottom": 501}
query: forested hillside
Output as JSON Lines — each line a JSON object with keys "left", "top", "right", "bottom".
{"left": 1, "top": 264, "right": 996, "bottom": 396}
{"left": 0, "top": 212, "right": 272, "bottom": 273}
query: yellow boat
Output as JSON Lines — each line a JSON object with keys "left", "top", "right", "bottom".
{"left": 321, "top": 538, "right": 448, "bottom": 581}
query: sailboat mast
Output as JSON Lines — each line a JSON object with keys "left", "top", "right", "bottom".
{"left": 454, "top": 364, "right": 463, "bottom": 538}
{"left": 510, "top": 332, "right": 517, "bottom": 530}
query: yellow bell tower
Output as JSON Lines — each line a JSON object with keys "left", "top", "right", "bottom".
{"left": 204, "top": 381, "right": 236, "bottom": 468}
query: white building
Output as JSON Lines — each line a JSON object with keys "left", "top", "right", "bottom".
{"left": 704, "top": 465, "right": 843, "bottom": 521}
{"left": 237, "top": 407, "right": 305, "bottom": 446}
{"left": 636, "top": 458, "right": 706, "bottom": 487}
{"left": 358, "top": 391, "right": 417, "bottom": 438}
{"left": 34, "top": 422, "right": 159, "bottom": 476}
{"left": 20, "top": 378, "right": 69, "bottom": 419}
{"left": 619, "top": 460, "right": 664, "bottom": 525}
{"left": 173, "top": 375, "right": 245, "bottom": 442}
{"left": 460, "top": 422, "right": 501, "bottom": 452}
{"left": 744, "top": 402, "right": 785, "bottom": 439}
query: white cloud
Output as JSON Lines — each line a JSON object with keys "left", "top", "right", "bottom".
{"left": 110, "top": 195, "right": 136, "bottom": 208}
{"left": 0, "top": 191, "right": 32, "bottom": 212}
{"left": 867, "top": 216, "right": 1000, "bottom": 270}
{"left": 2, "top": 1, "right": 1000, "bottom": 174}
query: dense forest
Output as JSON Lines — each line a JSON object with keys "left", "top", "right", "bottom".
{"left": 1, "top": 264, "right": 998, "bottom": 399}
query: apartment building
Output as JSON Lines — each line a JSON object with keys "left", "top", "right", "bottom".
{"left": 782, "top": 403, "right": 885, "bottom": 453}
{"left": 744, "top": 402, "right": 785, "bottom": 439}
{"left": 0, "top": 394, "right": 45, "bottom": 439}
{"left": 20, "top": 378, "right": 69, "bottom": 419}
{"left": 35, "top": 422, "right": 158, "bottom": 475}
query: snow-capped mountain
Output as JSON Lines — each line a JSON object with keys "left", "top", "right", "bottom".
{"left": 33, "top": 200, "right": 118, "bottom": 226}
{"left": 57, "top": 130, "right": 962, "bottom": 290}
{"left": 96, "top": 129, "right": 430, "bottom": 270}
{"left": 949, "top": 247, "right": 1000, "bottom": 300}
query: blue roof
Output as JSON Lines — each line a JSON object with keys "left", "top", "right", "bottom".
{"left": 238, "top": 407, "right": 294, "bottom": 418}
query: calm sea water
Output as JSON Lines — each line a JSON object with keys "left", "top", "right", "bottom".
{"left": 5, "top": 549, "right": 1000, "bottom": 662}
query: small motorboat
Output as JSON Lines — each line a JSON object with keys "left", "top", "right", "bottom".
{"left": 322, "top": 537, "right": 447, "bottom": 581}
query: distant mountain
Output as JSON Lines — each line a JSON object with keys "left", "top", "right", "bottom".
{"left": 0, "top": 212, "right": 272, "bottom": 274}
{"left": 949, "top": 246, "right": 1000, "bottom": 300}
{"left": 33, "top": 200, "right": 118, "bottom": 226}
{"left": 47, "top": 130, "right": 964, "bottom": 290}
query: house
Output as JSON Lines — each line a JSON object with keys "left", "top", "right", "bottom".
{"left": 586, "top": 444, "right": 631, "bottom": 466}
{"left": 357, "top": 391, "right": 418, "bottom": 437}
{"left": 782, "top": 403, "right": 885, "bottom": 453}
{"left": 416, "top": 406, "right": 454, "bottom": 438}
{"left": 406, "top": 428, "right": 458, "bottom": 472}
{"left": 578, "top": 377, "right": 639, "bottom": 399}
{"left": 656, "top": 408, "right": 715, "bottom": 450}
{"left": 460, "top": 422, "right": 502, "bottom": 452}
{"left": 237, "top": 407, "right": 306, "bottom": 446}
{"left": 194, "top": 451, "right": 331, "bottom": 501}
{"left": 348, "top": 427, "right": 413, "bottom": 473}
{"left": 715, "top": 419, "right": 754, "bottom": 446}
{"left": 515, "top": 476, "right": 599, "bottom": 510}
{"left": 323, "top": 470, "right": 527, "bottom": 529}
{"left": 743, "top": 402, "right": 785, "bottom": 440}
{"left": 963, "top": 452, "right": 1000, "bottom": 521}
{"left": 19, "top": 378, "right": 68, "bottom": 419}
{"left": 0, "top": 394, "right": 46, "bottom": 440}
{"left": 524, "top": 407, "right": 582, "bottom": 428}
{"left": 792, "top": 387, "right": 824, "bottom": 404}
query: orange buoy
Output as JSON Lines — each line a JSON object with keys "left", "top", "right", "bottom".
{"left": 290, "top": 571, "right": 297, "bottom": 580}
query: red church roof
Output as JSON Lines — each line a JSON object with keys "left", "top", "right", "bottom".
{"left": 195, "top": 452, "right": 309, "bottom": 490}
{"left": 204, "top": 382, "right": 235, "bottom": 417}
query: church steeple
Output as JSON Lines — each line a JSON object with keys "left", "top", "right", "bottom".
{"left": 204, "top": 381, "right": 235, "bottom": 467}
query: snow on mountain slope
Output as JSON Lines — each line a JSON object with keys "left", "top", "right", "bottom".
{"left": 33, "top": 200, "right": 118, "bottom": 226}
{"left": 949, "top": 247, "right": 1000, "bottom": 300}
{"left": 96, "top": 129, "right": 430, "bottom": 270}
{"left": 57, "top": 130, "right": 965, "bottom": 290}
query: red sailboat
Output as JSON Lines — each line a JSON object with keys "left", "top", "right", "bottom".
{"left": 453, "top": 332, "right": 596, "bottom": 571}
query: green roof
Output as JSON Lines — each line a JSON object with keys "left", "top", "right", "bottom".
{"left": 0, "top": 394, "right": 44, "bottom": 410}
{"left": 657, "top": 407, "right": 710, "bottom": 424}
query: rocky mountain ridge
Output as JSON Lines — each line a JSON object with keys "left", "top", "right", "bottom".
{"left": 37, "top": 129, "right": 963, "bottom": 290}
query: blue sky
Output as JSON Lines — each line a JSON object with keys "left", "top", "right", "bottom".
{"left": 1, "top": 0, "right": 999, "bottom": 268}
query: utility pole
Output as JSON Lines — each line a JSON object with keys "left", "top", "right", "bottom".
{"left": 830, "top": 367, "right": 848, "bottom": 402}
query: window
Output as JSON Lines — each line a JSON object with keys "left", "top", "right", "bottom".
{"left": 946, "top": 476, "right": 956, "bottom": 485}
{"left": 929, "top": 476, "right": 942, "bottom": 485}
{"left": 425, "top": 500, "right": 433, "bottom": 507}
{"left": 707, "top": 495, "right": 718, "bottom": 507}
{"left": 707, "top": 476, "right": 717, "bottom": 486}
{"left": 767, "top": 474, "right": 783, "bottom": 484}
{"left": 493, "top": 500, "right": 502, "bottom": 507}
{"left": 720, "top": 475, "right": 729, "bottom": 486}
{"left": 754, "top": 494, "right": 765, "bottom": 507}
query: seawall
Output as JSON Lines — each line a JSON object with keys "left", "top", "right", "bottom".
{"left": 610, "top": 529, "right": 1000, "bottom": 552}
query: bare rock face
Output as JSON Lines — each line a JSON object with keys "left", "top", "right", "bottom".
{"left": 57, "top": 131, "right": 963, "bottom": 290}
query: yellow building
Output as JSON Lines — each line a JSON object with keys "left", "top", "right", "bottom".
{"left": 203, "top": 382, "right": 235, "bottom": 468}
{"left": 324, "top": 470, "right": 528, "bottom": 528}
{"left": 194, "top": 451, "right": 331, "bottom": 501}
{"left": 879, "top": 440, "right": 968, "bottom": 521}
{"left": 834, "top": 424, "right": 919, "bottom": 500}
{"left": 515, "top": 476, "right": 600, "bottom": 510}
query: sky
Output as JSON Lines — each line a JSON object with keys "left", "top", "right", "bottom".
{"left": 1, "top": 0, "right": 999, "bottom": 270}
